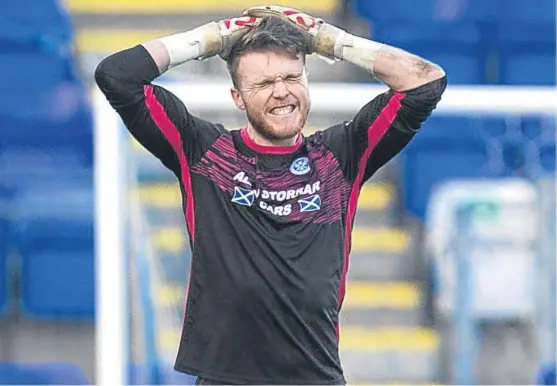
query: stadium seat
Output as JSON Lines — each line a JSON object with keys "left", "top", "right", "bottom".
{"left": 500, "top": 140, "right": 528, "bottom": 175}
{"left": 371, "top": 21, "right": 486, "bottom": 84}
{"left": 0, "top": 50, "right": 80, "bottom": 119}
{"left": 402, "top": 140, "right": 490, "bottom": 219}
{"left": 353, "top": 0, "right": 493, "bottom": 21}
{"left": 417, "top": 115, "right": 483, "bottom": 139}
{"left": 502, "top": 53, "right": 555, "bottom": 86}
{"left": 0, "top": 362, "right": 89, "bottom": 384}
{"left": 10, "top": 186, "right": 95, "bottom": 319}
{"left": 498, "top": 22, "right": 556, "bottom": 85}
{"left": 478, "top": 116, "right": 508, "bottom": 138}
{"left": 11, "top": 185, "right": 94, "bottom": 222}
{"left": 402, "top": 116, "right": 491, "bottom": 218}
{"left": 19, "top": 250, "right": 94, "bottom": 319}
{"left": 499, "top": 0, "right": 556, "bottom": 22}
{"left": 539, "top": 144, "right": 556, "bottom": 175}
{"left": 400, "top": 114, "right": 490, "bottom": 223}
{"left": 1, "top": 0, "right": 74, "bottom": 38}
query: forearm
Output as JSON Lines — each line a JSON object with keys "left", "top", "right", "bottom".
{"left": 95, "top": 20, "right": 230, "bottom": 106}
{"left": 340, "top": 34, "right": 445, "bottom": 92}
{"left": 142, "top": 22, "right": 222, "bottom": 74}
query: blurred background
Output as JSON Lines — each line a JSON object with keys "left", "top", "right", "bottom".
{"left": 0, "top": 0, "right": 555, "bottom": 384}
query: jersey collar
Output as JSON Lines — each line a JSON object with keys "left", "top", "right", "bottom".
{"left": 240, "top": 127, "right": 303, "bottom": 155}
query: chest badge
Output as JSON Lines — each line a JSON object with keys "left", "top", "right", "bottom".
{"left": 290, "top": 157, "right": 311, "bottom": 175}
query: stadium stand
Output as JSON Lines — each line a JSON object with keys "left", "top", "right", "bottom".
{"left": 0, "top": 0, "right": 95, "bottom": 383}
{"left": 1, "top": 0, "right": 554, "bottom": 384}
{"left": 402, "top": 113, "right": 556, "bottom": 219}
{"left": 357, "top": 0, "right": 556, "bottom": 85}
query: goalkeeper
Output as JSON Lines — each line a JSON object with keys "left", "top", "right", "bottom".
{"left": 96, "top": 6, "right": 446, "bottom": 385}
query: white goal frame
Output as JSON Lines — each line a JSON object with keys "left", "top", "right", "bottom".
{"left": 93, "top": 82, "right": 556, "bottom": 385}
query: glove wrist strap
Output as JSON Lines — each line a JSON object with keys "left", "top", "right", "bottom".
{"left": 338, "top": 34, "right": 384, "bottom": 76}
{"left": 159, "top": 22, "right": 222, "bottom": 68}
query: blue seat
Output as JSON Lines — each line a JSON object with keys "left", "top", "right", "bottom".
{"left": 354, "top": 0, "right": 555, "bottom": 23}
{"left": 0, "top": 106, "right": 94, "bottom": 173}
{"left": 10, "top": 186, "right": 95, "bottom": 320}
{"left": 502, "top": 53, "right": 555, "bottom": 86}
{"left": 12, "top": 186, "right": 94, "bottom": 223}
{"left": 401, "top": 114, "right": 498, "bottom": 219}
{"left": 539, "top": 144, "right": 556, "bottom": 174}
{"left": 0, "top": 362, "right": 89, "bottom": 384}
{"left": 498, "top": 0, "right": 556, "bottom": 22}
{"left": 498, "top": 22, "right": 556, "bottom": 85}
{"left": 371, "top": 21, "right": 486, "bottom": 84}
{"left": 402, "top": 138, "right": 490, "bottom": 219}
{"left": 20, "top": 250, "right": 95, "bottom": 319}
{"left": 418, "top": 115, "right": 484, "bottom": 139}
{"left": 1, "top": 1, "right": 74, "bottom": 38}
{"left": 477, "top": 116, "right": 508, "bottom": 138}
{"left": 353, "top": 0, "right": 493, "bottom": 21}
{"left": 0, "top": 51, "right": 79, "bottom": 119}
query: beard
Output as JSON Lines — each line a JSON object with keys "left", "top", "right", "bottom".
{"left": 245, "top": 103, "right": 309, "bottom": 142}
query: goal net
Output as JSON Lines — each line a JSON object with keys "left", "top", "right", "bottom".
{"left": 93, "top": 81, "right": 556, "bottom": 385}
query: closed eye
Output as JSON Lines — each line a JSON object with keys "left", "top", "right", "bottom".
{"left": 286, "top": 75, "right": 302, "bottom": 82}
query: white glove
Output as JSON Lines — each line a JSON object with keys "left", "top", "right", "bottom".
{"left": 242, "top": 5, "right": 345, "bottom": 61}
{"left": 160, "top": 16, "right": 261, "bottom": 66}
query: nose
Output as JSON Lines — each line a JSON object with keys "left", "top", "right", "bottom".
{"left": 272, "top": 79, "right": 289, "bottom": 99}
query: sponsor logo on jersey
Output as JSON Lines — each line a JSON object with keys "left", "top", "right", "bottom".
{"left": 298, "top": 194, "right": 321, "bottom": 212}
{"left": 231, "top": 187, "right": 255, "bottom": 207}
{"left": 290, "top": 157, "right": 311, "bottom": 175}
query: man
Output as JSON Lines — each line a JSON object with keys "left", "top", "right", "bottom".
{"left": 95, "top": 6, "right": 446, "bottom": 385}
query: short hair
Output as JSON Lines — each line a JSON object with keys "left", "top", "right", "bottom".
{"left": 226, "top": 16, "right": 308, "bottom": 89}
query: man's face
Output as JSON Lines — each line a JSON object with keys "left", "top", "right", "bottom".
{"left": 231, "top": 50, "right": 311, "bottom": 142}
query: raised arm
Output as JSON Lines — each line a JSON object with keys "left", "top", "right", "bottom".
{"left": 243, "top": 5, "right": 445, "bottom": 91}
{"left": 242, "top": 6, "right": 447, "bottom": 184}
{"left": 339, "top": 38, "right": 445, "bottom": 92}
{"left": 141, "top": 16, "right": 261, "bottom": 74}
{"left": 94, "top": 16, "right": 261, "bottom": 172}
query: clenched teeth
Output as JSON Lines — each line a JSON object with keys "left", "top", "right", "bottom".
{"left": 270, "top": 105, "right": 295, "bottom": 115}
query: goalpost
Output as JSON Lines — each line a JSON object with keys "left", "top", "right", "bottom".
{"left": 93, "top": 82, "right": 556, "bottom": 385}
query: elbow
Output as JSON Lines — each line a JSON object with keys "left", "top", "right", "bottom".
{"left": 427, "top": 63, "right": 446, "bottom": 83}
{"left": 94, "top": 55, "right": 115, "bottom": 91}
{"left": 429, "top": 66, "right": 446, "bottom": 82}
{"left": 417, "top": 59, "right": 446, "bottom": 85}
{"left": 412, "top": 62, "right": 447, "bottom": 93}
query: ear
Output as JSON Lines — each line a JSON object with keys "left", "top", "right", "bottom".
{"left": 230, "top": 87, "right": 246, "bottom": 111}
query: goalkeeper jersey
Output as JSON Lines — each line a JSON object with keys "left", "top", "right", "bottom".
{"left": 95, "top": 45, "right": 447, "bottom": 385}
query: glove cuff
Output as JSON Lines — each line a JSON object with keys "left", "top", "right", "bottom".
{"left": 196, "top": 21, "right": 223, "bottom": 59}
{"left": 315, "top": 23, "right": 345, "bottom": 60}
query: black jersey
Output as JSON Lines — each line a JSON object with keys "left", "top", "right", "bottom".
{"left": 95, "top": 45, "right": 447, "bottom": 385}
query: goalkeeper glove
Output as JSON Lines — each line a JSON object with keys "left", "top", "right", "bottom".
{"left": 242, "top": 5, "right": 346, "bottom": 61}
{"left": 160, "top": 16, "right": 261, "bottom": 66}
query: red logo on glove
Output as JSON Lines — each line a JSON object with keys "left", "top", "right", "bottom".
{"left": 224, "top": 16, "right": 259, "bottom": 30}
{"left": 282, "top": 9, "right": 318, "bottom": 29}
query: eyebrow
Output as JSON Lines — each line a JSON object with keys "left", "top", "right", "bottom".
{"left": 254, "top": 71, "right": 303, "bottom": 85}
